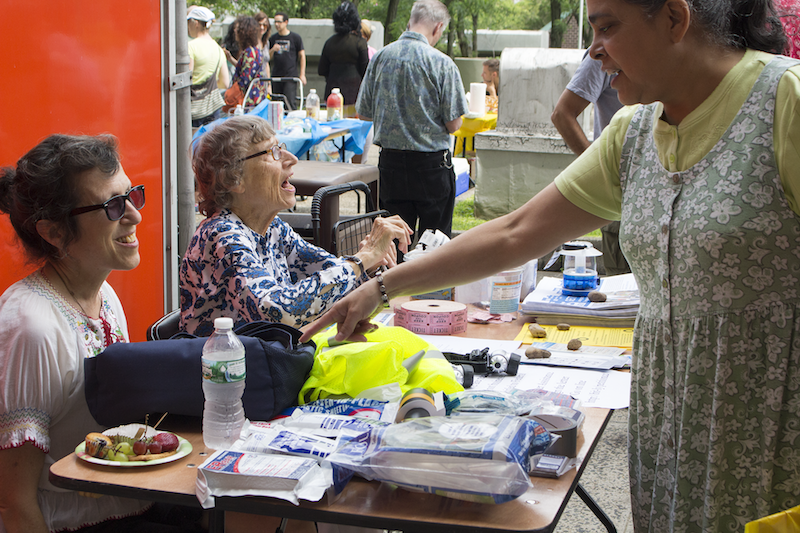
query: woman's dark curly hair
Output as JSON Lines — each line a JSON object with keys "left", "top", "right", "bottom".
{"left": 235, "top": 16, "right": 261, "bottom": 50}
{"left": 193, "top": 115, "right": 275, "bottom": 217}
{"left": 0, "top": 134, "right": 120, "bottom": 264}
{"left": 333, "top": 2, "right": 361, "bottom": 34}
{"left": 626, "top": 0, "right": 786, "bottom": 53}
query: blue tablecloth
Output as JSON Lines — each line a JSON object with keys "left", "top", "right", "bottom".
{"left": 191, "top": 101, "right": 372, "bottom": 160}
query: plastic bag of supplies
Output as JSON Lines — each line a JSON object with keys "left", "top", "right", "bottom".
{"left": 324, "top": 414, "right": 549, "bottom": 504}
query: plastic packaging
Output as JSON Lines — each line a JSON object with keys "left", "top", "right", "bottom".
{"left": 202, "top": 317, "right": 246, "bottom": 450}
{"left": 326, "top": 88, "right": 343, "bottom": 121}
{"left": 324, "top": 414, "right": 540, "bottom": 504}
{"left": 305, "top": 89, "right": 320, "bottom": 120}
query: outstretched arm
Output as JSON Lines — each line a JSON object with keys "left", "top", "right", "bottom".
{"left": 300, "top": 183, "right": 609, "bottom": 342}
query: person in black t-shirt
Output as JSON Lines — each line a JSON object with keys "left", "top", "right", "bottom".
{"left": 268, "top": 12, "right": 306, "bottom": 110}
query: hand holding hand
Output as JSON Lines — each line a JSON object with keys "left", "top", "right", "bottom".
{"left": 356, "top": 216, "right": 412, "bottom": 271}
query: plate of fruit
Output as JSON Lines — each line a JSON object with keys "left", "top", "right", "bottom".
{"left": 76, "top": 423, "right": 192, "bottom": 467}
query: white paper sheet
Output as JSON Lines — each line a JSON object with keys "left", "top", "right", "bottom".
{"left": 471, "top": 365, "right": 630, "bottom": 409}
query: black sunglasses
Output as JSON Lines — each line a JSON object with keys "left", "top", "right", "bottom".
{"left": 69, "top": 185, "right": 146, "bottom": 221}
{"left": 240, "top": 143, "right": 287, "bottom": 162}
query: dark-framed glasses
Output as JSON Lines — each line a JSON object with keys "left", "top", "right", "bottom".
{"left": 69, "top": 185, "right": 146, "bottom": 221}
{"left": 241, "top": 143, "right": 287, "bottom": 162}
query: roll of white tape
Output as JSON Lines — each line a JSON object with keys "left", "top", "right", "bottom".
{"left": 394, "top": 300, "right": 468, "bottom": 335}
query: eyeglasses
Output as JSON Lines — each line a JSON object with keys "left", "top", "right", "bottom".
{"left": 274, "top": 19, "right": 286, "bottom": 23}
{"left": 241, "top": 143, "right": 287, "bottom": 162}
{"left": 69, "top": 185, "right": 146, "bottom": 221}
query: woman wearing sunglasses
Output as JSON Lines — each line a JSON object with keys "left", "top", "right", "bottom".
{"left": 0, "top": 135, "right": 186, "bottom": 532}
{"left": 180, "top": 115, "right": 412, "bottom": 336}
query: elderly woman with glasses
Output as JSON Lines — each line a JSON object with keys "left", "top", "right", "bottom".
{"left": 180, "top": 115, "right": 412, "bottom": 336}
{"left": 0, "top": 134, "right": 160, "bottom": 531}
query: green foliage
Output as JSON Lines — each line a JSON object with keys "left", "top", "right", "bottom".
{"left": 198, "top": 0, "right": 570, "bottom": 56}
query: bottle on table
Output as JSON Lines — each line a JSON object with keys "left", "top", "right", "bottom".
{"left": 306, "top": 88, "right": 320, "bottom": 120}
{"left": 201, "top": 317, "right": 246, "bottom": 449}
{"left": 326, "top": 88, "right": 343, "bottom": 121}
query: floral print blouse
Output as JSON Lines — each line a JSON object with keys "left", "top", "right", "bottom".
{"left": 233, "top": 46, "right": 267, "bottom": 107}
{"left": 179, "top": 209, "right": 367, "bottom": 336}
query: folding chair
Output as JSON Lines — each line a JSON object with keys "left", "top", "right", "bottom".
{"left": 244, "top": 76, "right": 305, "bottom": 113}
{"left": 310, "top": 181, "right": 388, "bottom": 256}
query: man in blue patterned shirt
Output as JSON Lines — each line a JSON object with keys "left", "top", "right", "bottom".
{"left": 356, "top": 0, "right": 468, "bottom": 239}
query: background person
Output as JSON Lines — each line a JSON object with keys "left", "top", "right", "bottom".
{"left": 551, "top": 52, "right": 630, "bottom": 275}
{"left": 481, "top": 57, "right": 500, "bottom": 113}
{"left": 180, "top": 115, "right": 411, "bottom": 336}
{"left": 222, "top": 18, "right": 241, "bottom": 80}
{"left": 0, "top": 134, "right": 190, "bottom": 532}
{"left": 187, "top": 6, "right": 229, "bottom": 127}
{"left": 356, "top": 0, "right": 468, "bottom": 240}
{"left": 318, "top": 1, "right": 369, "bottom": 117}
{"left": 254, "top": 11, "right": 272, "bottom": 89}
{"left": 304, "top": 0, "right": 800, "bottom": 529}
{"left": 268, "top": 12, "right": 306, "bottom": 110}
{"left": 225, "top": 16, "right": 267, "bottom": 112}
{"left": 361, "top": 20, "right": 377, "bottom": 60}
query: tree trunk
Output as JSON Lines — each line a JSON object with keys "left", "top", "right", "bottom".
{"left": 472, "top": 13, "right": 478, "bottom": 57}
{"left": 550, "top": 0, "right": 563, "bottom": 48}
{"left": 385, "top": 0, "right": 401, "bottom": 44}
{"left": 299, "top": 0, "right": 315, "bottom": 19}
{"left": 457, "top": 11, "right": 470, "bottom": 57}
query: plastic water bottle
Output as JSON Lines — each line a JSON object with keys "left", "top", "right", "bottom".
{"left": 202, "top": 317, "right": 246, "bottom": 449}
{"left": 326, "top": 88, "right": 343, "bottom": 121}
{"left": 305, "top": 89, "right": 320, "bottom": 120}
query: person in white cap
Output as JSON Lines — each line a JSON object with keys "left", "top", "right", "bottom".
{"left": 187, "top": 6, "right": 229, "bottom": 127}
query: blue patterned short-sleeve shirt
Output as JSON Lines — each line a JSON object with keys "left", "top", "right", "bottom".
{"left": 179, "top": 210, "right": 366, "bottom": 336}
{"left": 356, "top": 31, "right": 468, "bottom": 152}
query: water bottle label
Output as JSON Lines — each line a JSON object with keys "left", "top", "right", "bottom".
{"left": 202, "top": 356, "right": 246, "bottom": 383}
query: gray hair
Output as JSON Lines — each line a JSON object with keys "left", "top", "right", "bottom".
{"left": 409, "top": 0, "right": 451, "bottom": 28}
{"left": 192, "top": 115, "right": 275, "bottom": 216}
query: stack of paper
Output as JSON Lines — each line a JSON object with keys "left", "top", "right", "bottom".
{"left": 521, "top": 274, "right": 639, "bottom": 327}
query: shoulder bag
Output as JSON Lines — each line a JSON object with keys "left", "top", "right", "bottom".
{"left": 84, "top": 321, "right": 315, "bottom": 426}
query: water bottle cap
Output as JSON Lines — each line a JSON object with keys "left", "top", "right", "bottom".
{"left": 332, "top": 88, "right": 340, "bottom": 94}
{"left": 214, "top": 317, "right": 234, "bottom": 330}
{"left": 309, "top": 89, "right": 316, "bottom": 93}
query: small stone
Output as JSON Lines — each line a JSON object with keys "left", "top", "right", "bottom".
{"left": 525, "top": 346, "right": 552, "bottom": 359}
{"left": 588, "top": 291, "right": 607, "bottom": 302}
{"left": 567, "top": 339, "right": 582, "bottom": 351}
{"left": 556, "top": 323, "right": 570, "bottom": 331}
{"left": 528, "top": 323, "right": 547, "bottom": 338}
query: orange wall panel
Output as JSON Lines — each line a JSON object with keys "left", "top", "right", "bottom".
{"left": 0, "top": 1, "right": 166, "bottom": 341}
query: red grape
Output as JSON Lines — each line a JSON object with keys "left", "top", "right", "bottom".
{"left": 147, "top": 441, "right": 163, "bottom": 454}
{"left": 132, "top": 440, "right": 147, "bottom": 455}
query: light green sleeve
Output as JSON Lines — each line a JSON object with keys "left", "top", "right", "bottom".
{"left": 774, "top": 67, "right": 800, "bottom": 215}
{"left": 554, "top": 105, "right": 637, "bottom": 221}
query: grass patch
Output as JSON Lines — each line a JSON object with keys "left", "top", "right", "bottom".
{"left": 453, "top": 196, "right": 602, "bottom": 238}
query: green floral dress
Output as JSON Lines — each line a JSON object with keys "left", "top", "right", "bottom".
{"left": 619, "top": 56, "right": 800, "bottom": 532}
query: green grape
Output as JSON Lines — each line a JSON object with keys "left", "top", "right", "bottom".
{"left": 116, "top": 442, "right": 133, "bottom": 456}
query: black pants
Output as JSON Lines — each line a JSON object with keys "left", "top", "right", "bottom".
{"left": 601, "top": 220, "right": 631, "bottom": 275}
{"left": 378, "top": 148, "right": 455, "bottom": 239}
{"left": 272, "top": 79, "right": 298, "bottom": 110}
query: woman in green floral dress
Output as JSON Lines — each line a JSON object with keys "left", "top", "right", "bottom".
{"left": 301, "top": 0, "right": 800, "bottom": 530}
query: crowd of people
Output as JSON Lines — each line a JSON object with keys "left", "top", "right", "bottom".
{"left": 2, "top": 0, "right": 800, "bottom": 531}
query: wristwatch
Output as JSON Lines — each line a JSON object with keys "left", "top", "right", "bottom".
{"left": 342, "top": 255, "right": 364, "bottom": 276}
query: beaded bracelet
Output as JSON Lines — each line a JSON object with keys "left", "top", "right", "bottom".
{"left": 375, "top": 272, "right": 390, "bottom": 308}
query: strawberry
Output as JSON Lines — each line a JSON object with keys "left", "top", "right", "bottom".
{"left": 153, "top": 432, "right": 179, "bottom": 452}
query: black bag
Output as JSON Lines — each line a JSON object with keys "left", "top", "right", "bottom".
{"left": 84, "top": 321, "right": 316, "bottom": 427}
